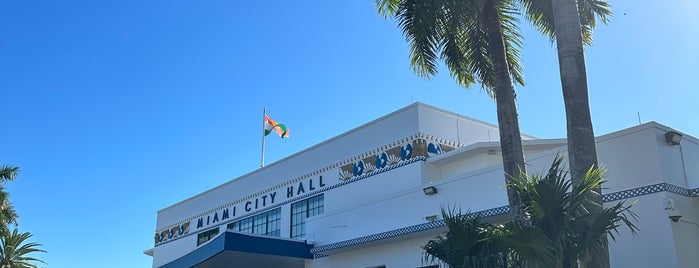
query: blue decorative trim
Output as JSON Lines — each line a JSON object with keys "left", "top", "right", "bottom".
{"left": 602, "top": 183, "right": 697, "bottom": 202}
{"left": 310, "top": 206, "right": 510, "bottom": 258}
{"left": 338, "top": 157, "right": 425, "bottom": 185}
{"left": 155, "top": 157, "right": 427, "bottom": 247}
{"left": 312, "top": 184, "right": 699, "bottom": 258}
{"left": 157, "top": 152, "right": 699, "bottom": 249}
{"left": 666, "top": 183, "right": 691, "bottom": 196}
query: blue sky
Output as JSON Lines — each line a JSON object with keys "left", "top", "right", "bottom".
{"left": 1, "top": 0, "right": 697, "bottom": 267}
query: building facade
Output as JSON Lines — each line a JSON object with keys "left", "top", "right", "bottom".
{"left": 146, "top": 103, "right": 699, "bottom": 268}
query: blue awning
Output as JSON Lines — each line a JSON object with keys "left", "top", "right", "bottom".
{"left": 159, "top": 231, "right": 312, "bottom": 268}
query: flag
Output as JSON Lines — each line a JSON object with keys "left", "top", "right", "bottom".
{"left": 264, "top": 114, "right": 289, "bottom": 138}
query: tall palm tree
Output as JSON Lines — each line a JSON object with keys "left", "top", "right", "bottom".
{"left": 519, "top": 0, "right": 610, "bottom": 185}
{"left": 0, "top": 229, "right": 45, "bottom": 268}
{"left": 518, "top": 1, "right": 612, "bottom": 265}
{"left": 512, "top": 156, "right": 638, "bottom": 268}
{"left": 376, "top": 0, "right": 528, "bottom": 221}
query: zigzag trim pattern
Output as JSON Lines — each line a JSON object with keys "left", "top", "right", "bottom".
{"left": 156, "top": 132, "right": 458, "bottom": 234}
{"left": 310, "top": 205, "right": 510, "bottom": 257}
{"left": 154, "top": 157, "right": 427, "bottom": 246}
{"left": 312, "top": 183, "right": 699, "bottom": 258}
{"left": 603, "top": 183, "right": 697, "bottom": 202}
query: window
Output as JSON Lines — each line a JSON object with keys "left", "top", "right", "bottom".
{"left": 291, "top": 194, "right": 324, "bottom": 239}
{"left": 196, "top": 227, "right": 219, "bottom": 246}
{"left": 227, "top": 208, "right": 281, "bottom": 237}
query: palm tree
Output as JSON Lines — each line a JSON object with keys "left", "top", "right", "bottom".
{"left": 512, "top": 156, "right": 638, "bottom": 267}
{"left": 0, "top": 187, "right": 17, "bottom": 235}
{"left": 0, "top": 166, "right": 18, "bottom": 182}
{"left": 0, "top": 229, "right": 45, "bottom": 268}
{"left": 376, "top": 0, "right": 528, "bottom": 221}
{"left": 518, "top": 1, "right": 612, "bottom": 265}
{"left": 519, "top": 0, "right": 610, "bottom": 184}
{"left": 0, "top": 166, "right": 19, "bottom": 234}
{"left": 423, "top": 209, "right": 506, "bottom": 268}
{"left": 423, "top": 208, "right": 554, "bottom": 268}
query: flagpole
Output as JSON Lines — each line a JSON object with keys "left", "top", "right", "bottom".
{"left": 261, "top": 107, "right": 266, "bottom": 168}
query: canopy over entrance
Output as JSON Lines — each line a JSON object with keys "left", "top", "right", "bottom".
{"left": 160, "top": 231, "right": 312, "bottom": 268}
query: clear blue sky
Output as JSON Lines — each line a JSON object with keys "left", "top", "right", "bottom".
{"left": 1, "top": 1, "right": 697, "bottom": 267}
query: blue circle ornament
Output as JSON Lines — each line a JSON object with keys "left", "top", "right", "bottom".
{"left": 375, "top": 152, "right": 388, "bottom": 169}
{"left": 428, "top": 143, "right": 443, "bottom": 156}
{"left": 352, "top": 160, "right": 365, "bottom": 176}
{"left": 400, "top": 143, "right": 413, "bottom": 160}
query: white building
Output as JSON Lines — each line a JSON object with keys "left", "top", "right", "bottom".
{"left": 146, "top": 103, "right": 699, "bottom": 268}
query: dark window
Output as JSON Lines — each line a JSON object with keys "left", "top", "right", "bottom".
{"left": 290, "top": 194, "right": 324, "bottom": 239}
{"left": 226, "top": 208, "right": 281, "bottom": 237}
{"left": 196, "top": 227, "right": 219, "bottom": 246}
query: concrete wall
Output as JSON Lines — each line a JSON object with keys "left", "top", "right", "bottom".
{"left": 306, "top": 236, "right": 435, "bottom": 268}
{"left": 152, "top": 233, "right": 201, "bottom": 268}
{"left": 156, "top": 103, "right": 508, "bottom": 230}
{"left": 151, "top": 103, "right": 699, "bottom": 268}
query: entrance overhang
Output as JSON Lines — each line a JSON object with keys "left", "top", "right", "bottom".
{"left": 159, "top": 231, "right": 312, "bottom": 268}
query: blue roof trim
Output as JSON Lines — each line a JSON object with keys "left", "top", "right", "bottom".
{"left": 602, "top": 183, "right": 698, "bottom": 202}
{"left": 310, "top": 205, "right": 511, "bottom": 257}
{"left": 312, "top": 183, "right": 699, "bottom": 258}
{"left": 159, "top": 232, "right": 312, "bottom": 268}
{"left": 155, "top": 157, "right": 426, "bottom": 247}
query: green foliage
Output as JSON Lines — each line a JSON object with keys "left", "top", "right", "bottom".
{"left": 0, "top": 229, "right": 45, "bottom": 268}
{"left": 0, "top": 166, "right": 19, "bottom": 182}
{"left": 423, "top": 208, "right": 507, "bottom": 268}
{"left": 423, "top": 208, "right": 555, "bottom": 268}
{"left": 375, "top": 0, "right": 525, "bottom": 96}
{"left": 0, "top": 165, "right": 45, "bottom": 267}
{"left": 511, "top": 155, "right": 638, "bottom": 267}
{"left": 518, "top": 0, "right": 611, "bottom": 45}
{"left": 0, "top": 167, "right": 19, "bottom": 233}
{"left": 424, "top": 156, "right": 638, "bottom": 268}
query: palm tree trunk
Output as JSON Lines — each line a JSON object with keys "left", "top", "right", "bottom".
{"left": 483, "top": 0, "right": 526, "bottom": 222}
{"left": 551, "top": 0, "right": 608, "bottom": 267}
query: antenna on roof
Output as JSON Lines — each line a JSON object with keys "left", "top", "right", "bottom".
{"left": 637, "top": 112, "right": 642, "bottom": 125}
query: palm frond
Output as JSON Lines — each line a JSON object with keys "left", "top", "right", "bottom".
{"left": 440, "top": 0, "right": 477, "bottom": 88}
{"left": 424, "top": 207, "right": 507, "bottom": 268}
{"left": 519, "top": 0, "right": 612, "bottom": 45}
{"left": 464, "top": 16, "right": 496, "bottom": 96}
{"left": 0, "top": 229, "right": 46, "bottom": 267}
{"left": 0, "top": 166, "right": 19, "bottom": 182}
{"left": 395, "top": 0, "right": 444, "bottom": 79}
{"left": 375, "top": 0, "right": 401, "bottom": 18}
{"left": 497, "top": 0, "right": 525, "bottom": 86}
{"left": 513, "top": 155, "right": 638, "bottom": 267}
{"left": 376, "top": 0, "right": 526, "bottom": 98}
{"left": 517, "top": 0, "right": 555, "bottom": 41}
{"left": 504, "top": 221, "right": 556, "bottom": 267}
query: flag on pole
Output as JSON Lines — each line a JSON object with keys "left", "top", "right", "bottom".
{"left": 264, "top": 114, "right": 289, "bottom": 138}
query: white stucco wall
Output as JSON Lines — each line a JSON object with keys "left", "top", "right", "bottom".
{"left": 306, "top": 236, "right": 435, "bottom": 268}
{"left": 150, "top": 104, "right": 698, "bottom": 268}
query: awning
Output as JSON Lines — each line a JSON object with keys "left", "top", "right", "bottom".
{"left": 159, "top": 231, "right": 312, "bottom": 268}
